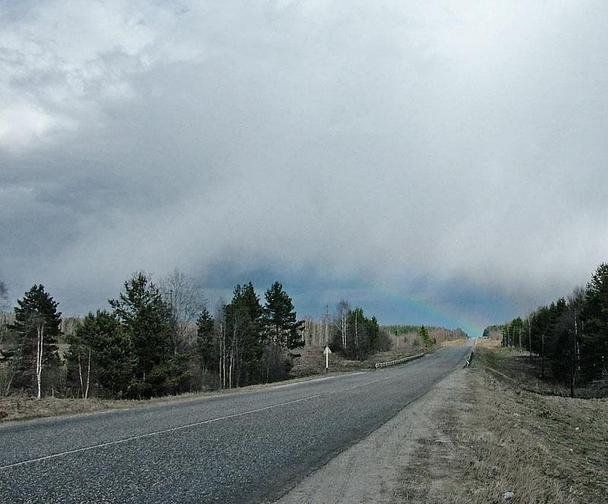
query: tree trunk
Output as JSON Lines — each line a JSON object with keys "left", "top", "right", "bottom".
{"left": 570, "top": 313, "right": 577, "bottom": 398}
{"left": 354, "top": 312, "right": 359, "bottom": 358}
{"left": 85, "top": 348, "right": 91, "bottom": 400}
{"left": 540, "top": 333, "right": 545, "bottom": 379}
{"left": 35, "top": 323, "right": 45, "bottom": 400}
{"left": 528, "top": 318, "right": 532, "bottom": 362}
{"left": 518, "top": 328, "right": 521, "bottom": 349}
{"left": 77, "top": 351, "right": 84, "bottom": 398}
{"left": 228, "top": 350, "right": 233, "bottom": 390}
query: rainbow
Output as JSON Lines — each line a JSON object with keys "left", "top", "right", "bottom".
{"left": 370, "top": 283, "right": 485, "bottom": 338}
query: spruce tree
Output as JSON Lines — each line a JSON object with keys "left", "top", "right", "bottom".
{"left": 109, "top": 273, "right": 175, "bottom": 397}
{"left": 66, "top": 310, "right": 134, "bottom": 398}
{"left": 12, "top": 284, "right": 61, "bottom": 396}
{"left": 263, "top": 282, "right": 303, "bottom": 349}
{"left": 418, "top": 325, "right": 432, "bottom": 347}
{"left": 224, "top": 282, "right": 264, "bottom": 386}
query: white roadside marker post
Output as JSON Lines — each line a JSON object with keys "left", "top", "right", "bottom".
{"left": 323, "top": 345, "right": 332, "bottom": 373}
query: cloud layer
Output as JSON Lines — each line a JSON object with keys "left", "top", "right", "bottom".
{"left": 2, "top": 1, "right": 608, "bottom": 332}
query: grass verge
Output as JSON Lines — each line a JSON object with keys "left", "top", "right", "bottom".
{"left": 399, "top": 345, "right": 608, "bottom": 503}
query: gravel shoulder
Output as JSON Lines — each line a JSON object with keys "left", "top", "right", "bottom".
{"left": 274, "top": 366, "right": 470, "bottom": 504}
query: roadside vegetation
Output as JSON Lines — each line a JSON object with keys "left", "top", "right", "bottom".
{"left": 385, "top": 324, "right": 468, "bottom": 349}
{"left": 1, "top": 270, "right": 448, "bottom": 420}
{"left": 292, "top": 323, "right": 466, "bottom": 377}
{"left": 1, "top": 273, "right": 313, "bottom": 401}
{"left": 399, "top": 262, "right": 608, "bottom": 503}
{"left": 400, "top": 340, "right": 608, "bottom": 503}
{"left": 490, "top": 263, "right": 608, "bottom": 398}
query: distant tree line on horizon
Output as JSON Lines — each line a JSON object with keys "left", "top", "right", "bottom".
{"left": 0, "top": 271, "right": 393, "bottom": 400}
{"left": 489, "top": 263, "right": 608, "bottom": 397}
{"left": 385, "top": 325, "right": 468, "bottom": 347}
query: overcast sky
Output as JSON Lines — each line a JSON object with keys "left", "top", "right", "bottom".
{"left": 2, "top": 1, "right": 608, "bottom": 335}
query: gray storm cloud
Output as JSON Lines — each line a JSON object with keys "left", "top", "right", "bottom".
{"left": 1, "top": 0, "right": 608, "bottom": 325}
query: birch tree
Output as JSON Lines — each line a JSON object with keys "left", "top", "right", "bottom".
{"left": 335, "top": 300, "right": 350, "bottom": 350}
{"left": 11, "top": 285, "right": 61, "bottom": 397}
{"left": 33, "top": 314, "right": 45, "bottom": 400}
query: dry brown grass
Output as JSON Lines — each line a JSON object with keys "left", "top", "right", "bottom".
{"left": 0, "top": 394, "right": 138, "bottom": 422}
{"left": 399, "top": 350, "right": 608, "bottom": 503}
{"left": 289, "top": 346, "right": 426, "bottom": 377}
{"left": 0, "top": 367, "right": 370, "bottom": 423}
{"left": 475, "top": 338, "right": 502, "bottom": 349}
{"left": 474, "top": 345, "right": 578, "bottom": 397}
{"left": 440, "top": 338, "right": 469, "bottom": 347}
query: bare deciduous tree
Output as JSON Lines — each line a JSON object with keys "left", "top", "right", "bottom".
{"left": 335, "top": 300, "right": 350, "bottom": 349}
{"left": 0, "top": 280, "right": 15, "bottom": 396}
{"left": 215, "top": 299, "right": 227, "bottom": 389}
{"left": 30, "top": 313, "right": 46, "bottom": 400}
{"left": 0, "top": 280, "right": 8, "bottom": 351}
{"left": 76, "top": 347, "right": 92, "bottom": 399}
{"left": 160, "top": 269, "right": 205, "bottom": 351}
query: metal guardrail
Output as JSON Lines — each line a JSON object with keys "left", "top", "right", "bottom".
{"left": 374, "top": 352, "right": 425, "bottom": 369}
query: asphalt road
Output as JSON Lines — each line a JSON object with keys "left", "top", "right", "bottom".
{"left": 0, "top": 345, "right": 469, "bottom": 503}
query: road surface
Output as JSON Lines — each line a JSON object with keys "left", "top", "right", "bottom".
{"left": 0, "top": 345, "right": 469, "bottom": 503}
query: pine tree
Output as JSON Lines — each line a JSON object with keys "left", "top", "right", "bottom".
{"left": 11, "top": 285, "right": 61, "bottom": 397}
{"left": 263, "top": 282, "right": 303, "bottom": 349}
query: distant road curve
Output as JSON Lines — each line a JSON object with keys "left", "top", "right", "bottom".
{"left": 0, "top": 345, "right": 470, "bottom": 503}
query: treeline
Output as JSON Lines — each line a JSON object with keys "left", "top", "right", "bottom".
{"left": 498, "top": 263, "right": 608, "bottom": 396}
{"left": 385, "top": 325, "right": 468, "bottom": 347}
{"left": 329, "top": 301, "right": 392, "bottom": 360}
{"left": 0, "top": 272, "right": 390, "bottom": 399}
{"left": 0, "top": 272, "right": 308, "bottom": 399}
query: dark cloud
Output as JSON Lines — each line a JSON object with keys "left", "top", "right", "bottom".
{"left": 1, "top": 1, "right": 608, "bottom": 335}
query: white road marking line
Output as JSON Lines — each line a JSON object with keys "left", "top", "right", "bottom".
{"left": 1, "top": 363, "right": 424, "bottom": 471}
{"left": 339, "top": 373, "right": 400, "bottom": 393}
{"left": 0, "top": 394, "right": 321, "bottom": 471}
{"left": 271, "top": 372, "right": 365, "bottom": 389}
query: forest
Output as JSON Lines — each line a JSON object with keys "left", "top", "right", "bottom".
{"left": 0, "top": 271, "right": 393, "bottom": 400}
{"left": 489, "top": 263, "right": 608, "bottom": 396}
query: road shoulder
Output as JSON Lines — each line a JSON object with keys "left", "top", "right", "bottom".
{"left": 273, "top": 367, "right": 470, "bottom": 504}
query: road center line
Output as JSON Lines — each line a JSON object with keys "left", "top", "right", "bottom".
{"left": 0, "top": 394, "right": 322, "bottom": 471}
{"left": 271, "top": 372, "right": 365, "bottom": 389}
